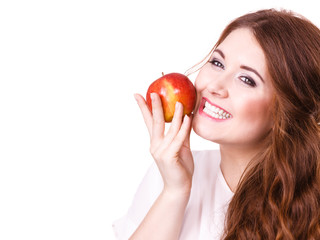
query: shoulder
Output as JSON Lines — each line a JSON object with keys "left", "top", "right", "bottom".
{"left": 113, "top": 162, "right": 163, "bottom": 239}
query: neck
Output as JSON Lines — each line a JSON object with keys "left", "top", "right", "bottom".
{"left": 219, "top": 144, "right": 261, "bottom": 192}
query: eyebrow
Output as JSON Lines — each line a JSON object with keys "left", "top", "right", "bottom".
{"left": 213, "top": 48, "right": 265, "bottom": 83}
{"left": 240, "top": 65, "right": 265, "bottom": 83}
{"left": 214, "top": 49, "right": 225, "bottom": 59}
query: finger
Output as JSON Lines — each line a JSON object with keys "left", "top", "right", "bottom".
{"left": 168, "top": 114, "right": 192, "bottom": 153}
{"left": 151, "top": 93, "right": 165, "bottom": 142}
{"left": 162, "top": 101, "right": 184, "bottom": 146}
{"left": 134, "top": 93, "right": 153, "bottom": 136}
{"left": 183, "top": 114, "right": 193, "bottom": 148}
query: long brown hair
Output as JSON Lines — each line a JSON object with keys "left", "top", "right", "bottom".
{"left": 211, "top": 9, "right": 320, "bottom": 239}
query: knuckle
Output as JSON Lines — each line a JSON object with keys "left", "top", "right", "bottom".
{"left": 151, "top": 149, "right": 164, "bottom": 162}
{"left": 153, "top": 151, "right": 162, "bottom": 161}
{"left": 149, "top": 145, "right": 156, "bottom": 155}
{"left": 149, "top": 146, "right": 160, "bottom": 159}
{"left": 153, "top": 117, "right": 163, "bottom": 125}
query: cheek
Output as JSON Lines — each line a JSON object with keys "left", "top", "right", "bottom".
{"left": 194, "top": 75, "right": 207, "bottom": 92}
{"left": 236, "top": 97, "right": 273, "bottom": 132}
{"left": 251, "top": 99, "right": 271, "bottom": 117}
{"left": 194, "top": 64, "right": 212, "bottom": 91}
{"left": 194, "top": 75, "right": 207, "bottom": 111}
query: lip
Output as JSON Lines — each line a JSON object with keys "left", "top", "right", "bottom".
{"left": 198, "top": 97, "right": 232, "bottom": 121}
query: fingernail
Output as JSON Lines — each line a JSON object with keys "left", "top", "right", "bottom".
{"left": 175, "top": 101, "right": 182, "bottom": 110}
{"left": 151, "top": 93, "right": 156, "bottom": 101}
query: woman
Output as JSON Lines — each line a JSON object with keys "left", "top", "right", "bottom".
{"left": 114, "top": 9, "right": 320, "bottom": 239}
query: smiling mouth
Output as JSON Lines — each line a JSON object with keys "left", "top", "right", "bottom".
{"left": 200, "top": 97, "right": 232, "bottom": 120}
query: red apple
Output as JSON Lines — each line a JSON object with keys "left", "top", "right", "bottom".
{"left": 146, "top": 72, "right": 197, "bottom": 122}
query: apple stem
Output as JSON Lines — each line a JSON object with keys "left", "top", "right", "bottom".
{"left": 162, "top": 72, "right": 164, "bottom": 76}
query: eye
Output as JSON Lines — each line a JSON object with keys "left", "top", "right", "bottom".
{"left": 209, "top": 59, "right": 225, "bottom": 69}
{"left": 240, "top": 76, "right": 256, "bottom": 87}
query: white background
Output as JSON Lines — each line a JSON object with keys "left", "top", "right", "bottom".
{"left": 0, "top": 0, "right": 318, "bottom": 239}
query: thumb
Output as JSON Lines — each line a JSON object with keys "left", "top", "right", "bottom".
{"left": 183, "top": 114, "right": 193, "bottom": 148}
{"left": 134, "top": 93, "right": 153, "bottom": 137}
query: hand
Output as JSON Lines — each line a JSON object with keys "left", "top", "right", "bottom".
{"left": 134, "top": 93, "right": 194, "bottom": 195}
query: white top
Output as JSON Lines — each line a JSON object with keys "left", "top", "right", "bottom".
{"left": 113, "top": 150, "right": 234, "bottom": 240}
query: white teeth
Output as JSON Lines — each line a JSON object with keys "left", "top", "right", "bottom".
{"left": 203, "top": 100, "right": 231, "bottom": 119}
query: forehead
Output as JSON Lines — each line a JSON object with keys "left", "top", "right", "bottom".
{"left": 217, "top": 28, "right": 267, "bottom": 73}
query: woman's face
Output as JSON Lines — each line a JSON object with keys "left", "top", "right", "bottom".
{"left": 192, "top": 28, "right": 274, "bottom": 149}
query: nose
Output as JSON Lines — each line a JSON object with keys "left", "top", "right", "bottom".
{"left": 206, "top": 75, "right": 229, "bottom": 98}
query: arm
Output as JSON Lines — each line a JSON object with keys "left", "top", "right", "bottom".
{"left": 129, "top": 189, "right": 190, "bottom": 240}
{"left": 131, "top": 93, "right": 194, "bottom": 240}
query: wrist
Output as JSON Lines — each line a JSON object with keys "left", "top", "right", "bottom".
{"left": 161, "top": 186, "right": 191, "bottom": 203}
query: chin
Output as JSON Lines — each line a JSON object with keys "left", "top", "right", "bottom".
{"left": 192, "top": 117, "right": 217, "bottom": 142}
